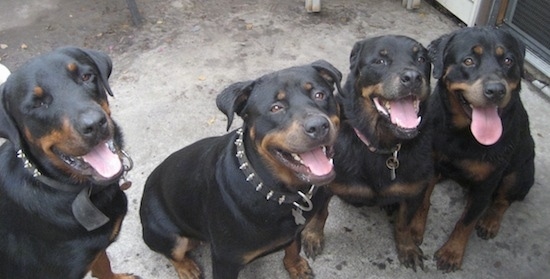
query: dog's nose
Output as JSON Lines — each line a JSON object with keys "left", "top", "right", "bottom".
{"left": 304, "top": 115, "right": 330, "bottom": 139}
{"left": 400, "top": 70, "right": 422, "bottom": 88}
{"left": 78, "top": 109, "right": 108, "bottom": 140}
{"left": 484, "top": 82, "right": 506, "bottom": 102}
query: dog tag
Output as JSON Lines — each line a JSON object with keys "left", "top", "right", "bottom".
{"left": 386, "top": 150, "right": 400, "bottom": 181}
{"left": 120, "top": 180, "right": 132, "bottom": 191}
{"left": 120, "top": 175, "right": 132, "bottom": 191}
{"left": 292, "top": 208, "right": 306, "bottom": 225}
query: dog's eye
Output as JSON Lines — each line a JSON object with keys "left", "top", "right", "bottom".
{"left": 503, "top": 57, "right": 514, "bottom": 66}
{"left": 32, "top": 97, "right": 50, "bottom": 109}
{"left": 270, "top": 104, "right": 284, "bottom": 113}
{"left": 32, "top": 100, "right": 45, "bottom": 109}
{"left": 374, "top": 59, "right": 387, "bottom": 65}
{"left": 463, "top": 58, "right": 475, "bottom": 67}
{"left": 313, "top": 91, "right": 326, "bottom": 100}
{"left": 81, "top": 73, "right": 93, "bottom": 82}
{"left": 417, "top": 56, "right": 426, "bottom": 63}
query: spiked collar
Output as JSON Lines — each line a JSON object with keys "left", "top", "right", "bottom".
{"left": 16, "top": 148, "right": 133, "bottom": 231}
{"left": 234, "top": 128, "right": 316, "bottom": 223}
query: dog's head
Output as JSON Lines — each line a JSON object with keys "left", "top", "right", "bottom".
{"left": 429, "top": 27, "right": 525, "bottom": 145}
{"left": 217, "top": 60, "right": 341, "bottom": 187}
{"left": 0, "top": 47, "right": 124, "bottom": 185}
{"left": 342, "top": 35, "right": 431, "bottom": 148}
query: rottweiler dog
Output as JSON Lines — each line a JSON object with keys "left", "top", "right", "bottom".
{"left": 425, "top": 27, "right": 535, "bottom": 272}
{"left": 139, "top": 60, "right": 341, "bottom": 279}
{"left": 302, "top": 35, "right": 433, "bottom": 271}
{"left": 0, "top": 47, "right": 136, "bottom": 279}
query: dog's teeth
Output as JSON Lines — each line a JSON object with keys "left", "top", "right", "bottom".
{"left": 322, "top": 146, "right": 327, "bottom": 154}
{"left": 107, "top": 140, "right": 117, "bottom": 153}
{"left": 373, "top": 97, "right": 389, "bottom": 116}
{"left": 292, "top": 153, "right": 303, "bottom": 163}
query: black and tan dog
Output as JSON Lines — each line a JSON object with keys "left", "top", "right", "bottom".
{"left": 0, "top": 47, "right": 136, "bottom": 279}
{"left": 425, "top": 27, "right": 535, "bottom": 272}
{"left": 139, "top": 60, "right": 341, "bottom": 279}
{"left": 302, "top": 35, "right": 433, "bottom": 271}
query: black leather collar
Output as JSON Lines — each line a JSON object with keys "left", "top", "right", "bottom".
{"left": 16, "top": 149, "right": 133, "bottom": 231}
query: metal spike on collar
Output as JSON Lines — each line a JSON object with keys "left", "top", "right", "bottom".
{"left": 234, "top": 138, "right": 243, "bottom": 146}
{"left": 266, "top": 191, "right": 274, "bottom": 200}
{"left": 17, "top": 150, "right": 41, "bottom": 176}
{"left": 246, "top": 173, "right": 255, "bottom": 181}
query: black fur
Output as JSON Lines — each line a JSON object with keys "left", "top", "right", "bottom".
{"left": 0, "top": 47, "right": 135, "bottom": 279}
{"left": 427, "top": 27, "right": 535, "bottom": 272}
{"left": 303, "top": 35, "right": 433, "bottom": 272}
{"left": 140, "top": 60, "right": 342, "bottom": 279}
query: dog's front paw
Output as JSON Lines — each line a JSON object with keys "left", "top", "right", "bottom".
{"left": 301, "top": 229, "right": 324, "bottom": 259}
{"left": 434, "top": 245, "right": 463, "bottom": 273}
{"left": 172, "top": 258, "right": 201, "bottom": 279}
{"left": 476, "top": 209, "right": 502, "bottom": 240}
{"left": 284, "top": 257, "right": 314, "bottom": 279}
{"left": 396, "top": 243, "right": 426, "bottom": 272}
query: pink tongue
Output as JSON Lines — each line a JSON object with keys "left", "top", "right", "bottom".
{"left": 299, "top": 147, "right": 333, "bottom": 176}
{"left": 390, "top": 98, "right": 420, "bottom": 129}
{"left": 471, "top": 106, "right": 502, "bottom": 145}
{"left": 82, "top": 143, "right": 122, "bottom": 179}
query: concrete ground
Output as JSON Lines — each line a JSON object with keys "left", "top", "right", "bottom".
{"left": 1, "top": 0, "right": 549, "bottom": 278}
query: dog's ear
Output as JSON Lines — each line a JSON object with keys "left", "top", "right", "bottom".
{"left": 428, "top": 32, "right": 454, "bottom": 80}
{"left": 349, "top": 41, "right": 363, "bottom": 75}
{"left": 508, "top": 31, "right": 526, "bottom": 77}
{"left": 61, "top": 47, "right": 114, "bottom": 97}
{"left": 81, "top": 48, "right": 114, "bottom": 97}
{"left": 216, "top": 80, "right": 255, "bottom": 131}
{"left": 311, "top": 59, "right": 343, "bottom": 95}
{"left": 0, "top": 83, "right": 21, "bottom": 146}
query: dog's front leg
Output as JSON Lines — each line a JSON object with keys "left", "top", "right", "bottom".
{"left": 283, "top": 237, "right": 314, "bottom": 279}
{"left": 211, "top": 254, "right": 242, "bottom": 279}
{"left": 394, "top": 197, "right": 426, "bottom": 272}
{"left": 302, "top": 194, "right": 332, "bottom": 259}
{"left": 434, "top": 185, "right": 494, "bottom": 272}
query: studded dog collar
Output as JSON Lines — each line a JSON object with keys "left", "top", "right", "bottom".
{"left": 16, "top": 148, "right": 133, "bottom": 231}
{"left": 234, "top": 127, "right": 316, "bottom": 225}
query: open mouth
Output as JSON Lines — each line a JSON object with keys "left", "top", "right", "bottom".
{"left": 373, "top": 95, "right": 421, "bottom": 133}
{"left": 54, "top": 139, "right": 123, "bottom": 182}
{"left": 273, "top": 145, "right": 335, "bottom": 184}
{"left": 457, "top": 93, "right": 503, "bottom": 146}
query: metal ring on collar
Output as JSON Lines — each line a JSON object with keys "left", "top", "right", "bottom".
{"left": 293, "top": 191, "right": 313, "bottom": 211}
{"left": 121, "top": 149, "right": 134, "bottom": 172}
